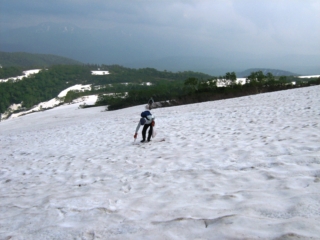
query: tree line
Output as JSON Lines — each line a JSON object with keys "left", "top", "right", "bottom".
{"left": 0, "top": 64, "right": 211, "bottom": 114}
{"left": 0, "top": 66, "right": 24, "bottom": 79}
{"left": 1, "top": 63, "right": 319, "bottom": 115}
{"left": 98, "top": 71, "right": 320, "bottom": 110}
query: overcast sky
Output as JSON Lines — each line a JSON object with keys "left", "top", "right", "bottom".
{"left": 1, "top": 0, "right": 319, "bottom": 72}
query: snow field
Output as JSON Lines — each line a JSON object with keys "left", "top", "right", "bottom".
{"left": 0, "top": 86, "right": 320, "bottom": 239}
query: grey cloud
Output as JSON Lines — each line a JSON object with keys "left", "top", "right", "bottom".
{"left": 0, "top": 0, "right": 319, "bottom": 74}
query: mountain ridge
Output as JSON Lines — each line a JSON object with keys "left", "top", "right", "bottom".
{"left": 237, "top": 68, "right": 298, "bottom": 78}
{"left": 1, "top": 22, "right": 320, "bottom": 75}
{"left": 0, "top": 51, "right": 82, "bottom": 67}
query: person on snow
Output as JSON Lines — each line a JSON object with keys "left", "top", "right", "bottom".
{"left": 134, "top": 104, "right": 155, "bottom": 142}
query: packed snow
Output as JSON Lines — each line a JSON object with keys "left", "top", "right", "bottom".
{"left": 1, "top": 86, "right": 320, "bottom": 239}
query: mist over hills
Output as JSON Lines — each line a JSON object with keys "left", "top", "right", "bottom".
{"left": 0, "top": 50, "right": 314, "bottom": 79}
{"left": 0, "top": 52, "right": 307, "bottom": 78}
{"left": 237, "top": 68, "right": 298, "bottom": 78}
{"left": 1, "top": 22, "right": 154, "bottom": 66}
{"left": 0, "top": 51, "right": 82, "bottom": 67}
{"left": 1, "top": 22, "right": 319, "bottom": 75}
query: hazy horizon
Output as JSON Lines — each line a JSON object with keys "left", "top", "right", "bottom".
{"left": 1, "top": 0, "right": 319, "bottom": 75}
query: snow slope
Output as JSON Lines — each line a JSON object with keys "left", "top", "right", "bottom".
{"left": 1, "top": 86, "right": 320, "bottom": 239}
{"left": 6, "top": 85, "right": 95, "bottom": 119}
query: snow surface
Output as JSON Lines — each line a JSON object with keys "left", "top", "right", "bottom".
{"left": 1, "top": 86, "right": 320, "bottom": 239}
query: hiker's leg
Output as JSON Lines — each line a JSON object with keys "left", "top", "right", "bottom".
{"left": 147, "top": 124, "right": 153, "bottom": 141}
{"left": 142, "top": 125, "right": 148, "bottom": 141}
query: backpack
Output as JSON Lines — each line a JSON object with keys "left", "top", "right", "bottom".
{"left": 141, "top": 111, "right": 151, "bottom": 118}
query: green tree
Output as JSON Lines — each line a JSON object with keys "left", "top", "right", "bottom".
{"left": 246, "top": 71, "right": 266, "bottom": 93}
{"left": 279, "top": 76, "right": 287, "bottom": 85}
{"left": 225, "top": 72, "right": 237, "bottom": 87}
{"left": 184, "top": 77, "right": 199, "bottom": 92}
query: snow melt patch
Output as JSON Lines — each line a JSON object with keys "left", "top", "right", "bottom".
{"left": 23, "top": 69, "right": 41, "bottom": 76}
{"left": 91, "top": 70, "right": 109, "bottom": 75}
{"left": 8, "top": 98, "right": 62, "bottom": 119}
{"left": 141, "top": 82, "right": 152, "bottom": 86}
{"left": 7, "top": 95, "right": 97, "bottom": 119}
{"left": 58, "top": 84, "right": 91, "bottom": 97}
{"left": 1, "top": 86, "right": 320, "bottom": 239}
{"left": 298, "top": 75, "right": 320, "bottom": 78}
{"left": 5, "top": 84, "right": 94, "bottom": 119}
{"left": 72, "top": 95, "right": 98, "bottom": 105}
{"left": 8, "top": 103, "right": 22, "bottom": 111}
{"left": 236, "top": 77, "right": 246, "bottom": 84}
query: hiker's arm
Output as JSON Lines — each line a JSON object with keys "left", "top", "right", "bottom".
{"left": 135, "top": 122, "right": 141, "bottom": 133}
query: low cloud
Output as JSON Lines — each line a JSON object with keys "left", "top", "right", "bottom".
{"left": 1, "top": 0, "right": 319, "bottom": 71}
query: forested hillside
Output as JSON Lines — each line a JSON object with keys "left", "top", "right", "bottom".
{"left": 0, "top": 64, "right": 212, "bottom": 113}
{"left": 100, "top": 71, "right": 320, "bottom": 110}
{"left": 1, "top": 61, "right": 319, "bottom": 117}
{"left": 0, "top": 66, "right": 24, "bottom": 79}
{"left": 0, "top": 51, "right": 82, "bottom": 68}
